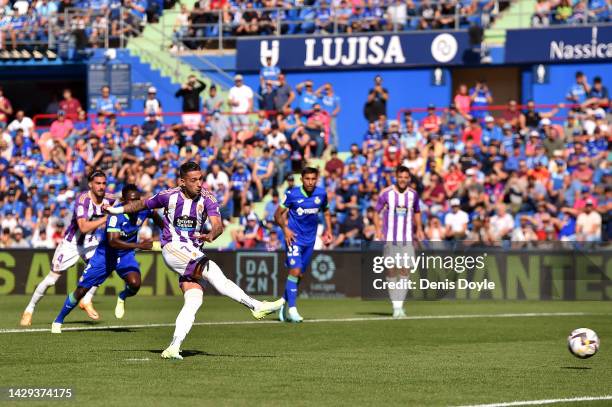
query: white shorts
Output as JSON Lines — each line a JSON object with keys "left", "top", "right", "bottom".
{"left": 51, "top": 240, "right": 96, "bottom": 273}
{"left": 161, "top": 241, "right": 208, "bottom": 278}
{"left": 383, "top": 242, "right": 416, "bottom": 259}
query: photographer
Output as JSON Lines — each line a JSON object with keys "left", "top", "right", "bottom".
{"left": 174, "top": 74, "right": 207, "bottom": 113}
{"left": 364, "top": 75, "right": 389, "bottom": 123}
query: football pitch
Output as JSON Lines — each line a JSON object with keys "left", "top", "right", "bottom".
{"left": 1, "top": 296, "right": 612, "bottom": 406}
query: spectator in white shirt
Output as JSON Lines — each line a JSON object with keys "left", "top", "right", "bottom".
{"left": 206, "top": 163, "right": 230, "bottom": 191}
{"left": 444, "top": 198, "right": 469, "bottom": 240}
{"left": 228, "top": 74, "right": 253, "bottom": 131}
{"left": 490, "top": 203, "right": 515, "bottom": 241}
{"left": 7, "top": 110, "right": 34, "bottom": 138}
{"left": 576, "top": 200, "right": 602, "bottom": 241}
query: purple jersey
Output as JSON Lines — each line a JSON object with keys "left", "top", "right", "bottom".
{"left": 65, "top": 192, "right": 115, "bottom": 246}
{"left": 375, "top": 186, "right": 420, "bottom": 243}
{"left": 145, "top": 187, "right": 220, "bottom": 247}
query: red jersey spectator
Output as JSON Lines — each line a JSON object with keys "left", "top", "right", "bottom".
{"left": 58, "top": 89, "right": 82, "bottom": 120}
{"left": 0, "top": 87, "right": 13, "bottom": 125}
{"left": 421, "top": 104, "right": 441, "bottom": 135}
{"left": 462, "top": 118, "right": 482, "bottom": 146}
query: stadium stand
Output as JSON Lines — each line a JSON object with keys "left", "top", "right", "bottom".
{"left": 0, "top": 67, "right": 609, "bottom": 249}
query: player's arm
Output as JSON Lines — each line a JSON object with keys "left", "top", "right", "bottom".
{"left": 77, "top": 216, "right": 107, "bottom": 234}
{"left": 322, "top": 207, "right": 333, "bottom": 244}
{"left": 274, "top": 205, "right": 296, "bottom": 247}
{"left": 199, "top": 215, "right": 224, "bottom": 243}
{"left": 105, "top": 199, "right": 147, "bottom": 214}
{"left": 151, "top": 211, "right": 165, "bottom": 230}
{"left": 107, "top": 231, "right": 152, "bottom": 250}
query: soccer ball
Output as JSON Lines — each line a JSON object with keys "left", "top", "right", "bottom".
{"left": 567, "top": 328, "right": 600, "bottom": 359}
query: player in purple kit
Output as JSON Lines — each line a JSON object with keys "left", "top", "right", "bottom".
{"left": 20, "top": 171, "right": 114, "bottom": 326}
{"left": 374, "top": 166, "right": 424, "bottom": 318}
{"left": 105, "top": 161, "right": 284, "bottom": 360}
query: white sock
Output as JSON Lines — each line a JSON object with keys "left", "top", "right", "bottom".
{"left": 396, "top": 275, "right": 409, "bottom": 304}
{"left": 392, "top": 301, "right": 404, "bottom": 310}
{"left": 80, "top": 286, "right": 98, "bottom": 305}
{"left": 202, "top": 260, "right": 261, "bottom": 311}
{"left": 25, "top": 272, "right": 61, "bottom": 313}
{"left": 170, "top": 288, "right": 203, "bottom": 348}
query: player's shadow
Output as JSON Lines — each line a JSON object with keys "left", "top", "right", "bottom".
{"left": 144, "top": 349, "right": 277, "bottom": 359}
{"left": 63, "top": 320, "right": 101, "bottom": 325}
{"left": 560, "top": 366, "right": 592, "bottom": 370}
{"left": 356, "top": 312, "right": 392, "bottom": 317}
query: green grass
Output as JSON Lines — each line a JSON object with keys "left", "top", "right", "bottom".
{"left": 2, "top": 296, "right": 612, "bottom": 406}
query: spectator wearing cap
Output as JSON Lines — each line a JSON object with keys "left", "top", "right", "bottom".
{"left": 175, "top": 74, "right": 206, "bottom": 113}
{"left": 8, "top": 227, "right": 30, "bottom": 248}
{"left": 230, "top": 162, "right": 252, "bottom": 215}
{"left": 295, "top": 80, "right": 319, "bottom": 113}
{"left": 576, "top": 199, "right": 602, "bottom": 241}
{"left": 228, "top": 74, "right": 254, "bottom": 132}
{"left": 94, "top": 85, "right": 122, "bottom": 116}
{"left": 481, "top": 115, "right": 502, "bottom": 146}
{"left": 444, "top": 198, "right": 469, "bottom": 240}
{"left": 7, "top": 110, "right": 34, "bottom": 138}
{"left": 259, "top": 80, "right": 277, "bottom": 112}
{"left": 144, "top": 86, "right": 163, "bottom": 119}
{"left": 469, "top": 80, "right": 493, "bottom": 120}
{"left": 443, "top": 103, "right": 466, "bottom": 128}
{"left": 58, "top": 89, "right": 82, "bottom": 120}
{"left": 48, "top": 110, "right": 73, "bottom": 141}
{"left": 232, "top": 212, "right": 264, "bottom": 249}
{"left": 582, "top": 76, "right": 609, "bottom": 111}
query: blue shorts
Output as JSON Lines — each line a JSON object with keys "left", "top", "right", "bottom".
{"left": 78, "top": 253, "right": 140, "bottom": 289}
{"left": 285, "top": 244, "right": 314, "bottom": 274}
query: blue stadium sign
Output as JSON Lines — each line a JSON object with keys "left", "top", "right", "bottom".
{"left": 505, "top": 26, "right": 612, "bottom": 64}
{"left": 236, "top": 31, "right": 470, "bottom": 71}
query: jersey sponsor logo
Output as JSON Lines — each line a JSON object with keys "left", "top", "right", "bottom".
{"left": 296, "top": 207, "right": 320, "bottom": 216}
{"left": 396, "top": 206, "right": 407, "bottom": 216}
{"left": 174, "top": 215, "right": 197, "bottom": 231}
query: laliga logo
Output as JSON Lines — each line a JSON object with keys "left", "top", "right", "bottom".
{"left": 311, "top": 254, "right": 335, "bottom": 282}
{"left": 431, "top": 33, "right": 458, "bottom": 63}
{"left": 260, "top": 40, "right": 279, "bottom": 66}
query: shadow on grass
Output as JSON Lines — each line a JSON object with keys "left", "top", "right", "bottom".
{"left": 115, "top": 349, "right": 279, "bottom": 359}
{"left": 560, "top": 366, "right": 592, "bottom": 370}
{"left": 355, "top": 312, "right": 392, "bottom": 317}
{"left": 63, "top": 320, "right": 101, "bottom": 325}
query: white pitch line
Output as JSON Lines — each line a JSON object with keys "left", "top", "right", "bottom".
{"left": 0, "top": 312, "right": 591, "bottom": 334}
{"left": 455, "top": 395, "right": 612, "bottom": 407}
{"left": 125, "top": 358, "right": 150, "bottom": 362}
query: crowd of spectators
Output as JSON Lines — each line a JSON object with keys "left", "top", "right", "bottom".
{"left": 175, "top": 0, "right": 505, "bottom": 50}
{"left": 0, "top": 0, "right": 171, "bottom": 54}
{"left": 532, "top": 0, "right": 610, "bottom": 26}
{"left": 0, "top": 68, "right": 609, "bottom": 250}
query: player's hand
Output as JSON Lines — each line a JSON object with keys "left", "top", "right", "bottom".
{"left": 416, "top": 229, "right": 425, "bottom": 242}
{"left": 322, "top": 230, "right": 333, "bottom": 245}
{"left": 139, "top": 239, "right": 153, "bottom": 250}
{"left": 284, "top": 227, "right": 296, "bottom": 247}
{"left": 194, "top": 233, "right": 214, "bottom": 243}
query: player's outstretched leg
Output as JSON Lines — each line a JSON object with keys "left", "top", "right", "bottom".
{"left": 162, "top": 286, "right": 203, "bottom": 360}
{"left": 202, "top": 260, "right": 284, "bottom": 320}
{"left": 21, "top": 272, "right": 61, "bottom": 326}
{"left": 51, "top": 286, "right": 90, "bottom": 334}
{"left": 115, "top": 272, "right": 141, "bottom": 319}
{"left": 78, "top": 286, "right": 100, "bottom": 320}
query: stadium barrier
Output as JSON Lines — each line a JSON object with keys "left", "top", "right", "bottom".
{"left": 0, "top": 247, "right": 610, "bottom": 300}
